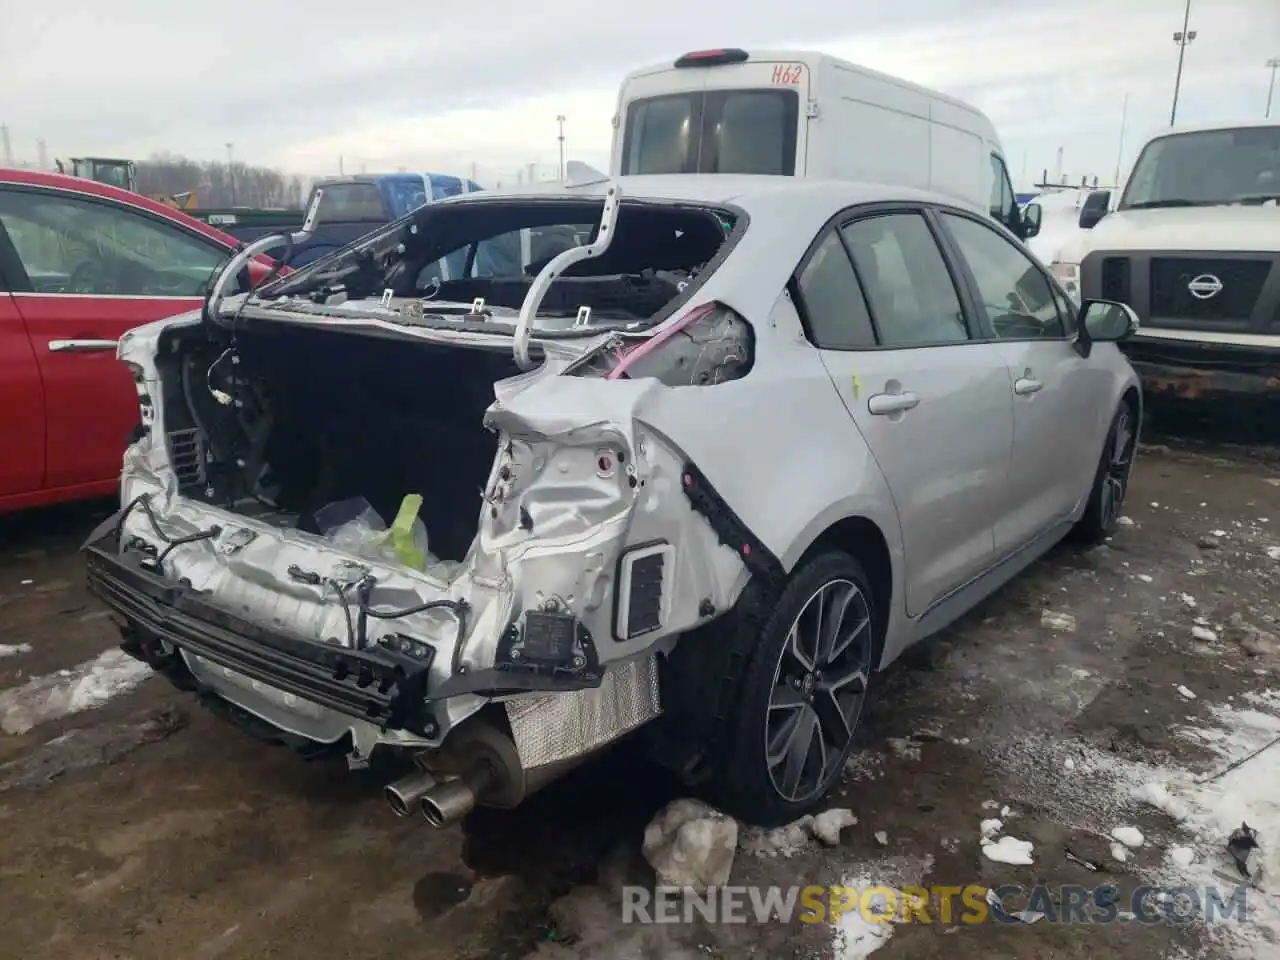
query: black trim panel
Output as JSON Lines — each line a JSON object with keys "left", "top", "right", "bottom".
{"left": 680, "top": 461, "right": 785, "bottom": 586}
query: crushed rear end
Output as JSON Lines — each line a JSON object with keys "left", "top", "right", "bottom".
{"left": 84, "top": 184, "right": 760, "bottom": 823}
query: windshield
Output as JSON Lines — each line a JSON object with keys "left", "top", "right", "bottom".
{"left": 382, "top": 179, "right": 428, "bottom": 218}
{"left": 253, "top": 197, "right": 736, "bottom": 330}
{"left": 1119, "top": 126, "right": 1280, "bottom": 209}
{"left": 621, "top": 89, "right": 798, "bottom": 176}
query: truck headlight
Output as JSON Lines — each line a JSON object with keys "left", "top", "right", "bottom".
{"left": 1049, "top": 261, "right": 1081, "bottom": 304}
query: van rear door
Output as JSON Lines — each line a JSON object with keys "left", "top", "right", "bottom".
{"left": 615, "top": 50, "right": 809, "bottom": 177}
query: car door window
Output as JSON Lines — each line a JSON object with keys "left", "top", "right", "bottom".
{"left": 941, "top": 212, "right": 1066, "bottom": 340}
{"left": 1049, "top": 282, "right": 1078, "bottom": 335}
{"left": 840, "top": 213, "right": 969, "bottom": 346}
{"left": 795, "top": 230, "right": 876, "bottom": 348}
{"left": 0, "top": 190, "right": 227, "bottom": 296}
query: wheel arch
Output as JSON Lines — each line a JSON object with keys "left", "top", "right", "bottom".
{"left": 793, "top": 514, "right": 896, "bottom": 668}
{"left": 1121, "top": 382, "right": 1142, "bottom": 427}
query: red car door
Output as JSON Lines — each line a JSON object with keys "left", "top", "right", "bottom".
{"left": 0, "top": 289, "right": 45, "bottom": 499}
{"left": 0, "top": 184, "right": 236, "bottom": 498}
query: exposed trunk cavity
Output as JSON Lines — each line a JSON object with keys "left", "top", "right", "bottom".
{"left": 157, "top": 323, "right": 522, "bottom": 565}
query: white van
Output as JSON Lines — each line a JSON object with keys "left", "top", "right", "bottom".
{"left": 609, "top": 47, "right": 1031, "bottom": 240}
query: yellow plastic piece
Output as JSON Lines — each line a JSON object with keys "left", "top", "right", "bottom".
{"left": 389, "top": 493, "right": 425, "bottom": 569}
{"left": 368, "top": 494, "right": 425, "bottom": 569}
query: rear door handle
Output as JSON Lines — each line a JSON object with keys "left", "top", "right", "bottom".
{"left": 49, "top": 339, "right": 118, "bottom": 353}
{"left": 868, "top": 391, "right": 919, "bottom": 415}
{"left": 1013, "top": 377, "right": 1043, "bottom": 395}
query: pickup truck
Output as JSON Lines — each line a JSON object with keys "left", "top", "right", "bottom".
{"left": 1045, "top": 120, "right": 1280, "bottom": 414}
{"left": 189, "top": 173, "right": 486, "bottom": 268}
{"left": 0, "top": 168, "right": 276, "bottom": 512}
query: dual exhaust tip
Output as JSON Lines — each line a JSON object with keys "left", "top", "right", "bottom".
{"left": 384, "top": 770, "right": 481, "bottom": 828}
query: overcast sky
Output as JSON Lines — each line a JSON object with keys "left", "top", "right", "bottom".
{"left": 2, "top": 0, "right": 1277, "bottom": 188}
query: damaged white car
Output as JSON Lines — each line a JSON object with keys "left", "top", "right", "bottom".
{"left": 85, "top": 175, "right": 1143, "bottom": 827}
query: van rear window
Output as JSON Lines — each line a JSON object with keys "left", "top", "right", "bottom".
{"left": 621, "top": 89, "right": 798, "bottom": 176}
{"left": 315, "top": 183, "right": 386, "bottom": 221}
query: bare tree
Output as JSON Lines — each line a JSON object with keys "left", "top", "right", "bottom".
{"left": 135, "top": 153, "right": 304, "bottom": 208}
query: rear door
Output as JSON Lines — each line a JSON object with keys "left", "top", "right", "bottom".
{"left": 0, "top": 232, "right": 44, "bottom": 500}
{"left": 617, "top": 53, "right": 807, "bottom": 177}
{"left": 0, "top": 184, "right": 232, "bottom": 493}
{"left": 793, "top": 204, "right": 1015, "bottom": 616}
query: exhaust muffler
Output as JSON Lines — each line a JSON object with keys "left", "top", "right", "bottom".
{"left": 404, "top": 716, "right": 595, "bottom": 827}
{"left": 384, "top": 770, "right": 438, "bottom": 817}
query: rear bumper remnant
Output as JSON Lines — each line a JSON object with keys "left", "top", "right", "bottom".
{"left": 85, "top": 528, "right": 446, "bottom": 734}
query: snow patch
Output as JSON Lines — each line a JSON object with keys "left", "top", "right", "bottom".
{"left": 830, "top": 857, "right": 933, "bottom": 960}
{"left": 641, "top": 799, "right": 737, "bottom": 891}
{"left": 0, "top": 643, "right": 32, "bottom": 659}
{"left": 831, "top": 881, "right": 898, "bottom": 959}
{"left": 740, "top": 808, "right": 857, "bottom": 857}
{"left": 1127, "top": 693, "right": 1280, "bottom": 956}
{"left": 811, "top": 808, "right": 858, "bottom": 846}
{"left": 0, "top": 649, "right": 153, "bottom": 735}
{"left": 740, "top": 818, "right": 815, "bottom": 859}
{"left": 1110, "top": 826, "right": 1145, "bottom": 848}
{"left": 981, "top": 835, "right": 1035, "bottom": 865}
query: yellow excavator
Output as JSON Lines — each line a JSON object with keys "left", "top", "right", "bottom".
{"left": 55, "top": 156, "right": 197, "bottom": 209}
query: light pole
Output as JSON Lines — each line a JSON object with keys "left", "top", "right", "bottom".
{"left": 226, "top": 142, "right": 238, "bottom": 205}
{"left": 1267, "top": 58, "right": 1280, "bottom": 119}
{"left": 556, "top": 115, "right": 566, "bottom": 182}
{"left": 1114, "top": 92, "right": 1129, "bottom": 189}
{"left": 1169, "top": 0, "right": 1196, "bottom": 126}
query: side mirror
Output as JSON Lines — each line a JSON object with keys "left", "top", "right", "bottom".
{"left": 1078, "top": 190, "right": 1111, "bottom": 229}
{"left": 1074, "top": 299, "right": 1138, "bottom": 359}
{"left": 1022, "top": 203, "right": 1042, "bottom": 239}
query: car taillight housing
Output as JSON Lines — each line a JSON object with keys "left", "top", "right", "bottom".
{"left": 584, "top": 301, "right": 753, "bottom": 386}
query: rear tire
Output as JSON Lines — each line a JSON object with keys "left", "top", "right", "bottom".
{"left": 1073, "top": 401, "right": 1138, "bottom": 545}
{"left": 707, "top": 551, "right": 879, "bottom": 827}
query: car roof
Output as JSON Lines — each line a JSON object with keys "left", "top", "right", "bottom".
{"left": 468, "top": 173, "right": 969, "bottom": 212}
{"left": 1141, "top": 119, "right": 1280, "bottom": 139}
{"left": 0, "top": 167, "right": 242, "bottom": 249}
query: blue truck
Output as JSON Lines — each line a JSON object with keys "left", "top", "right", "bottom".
{"left": 191, "top": 172, "right": 487, "bottom": 268}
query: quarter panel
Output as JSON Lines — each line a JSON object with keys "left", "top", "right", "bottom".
{"left": 632, "top": 292, "right": 904, "bottom": 573}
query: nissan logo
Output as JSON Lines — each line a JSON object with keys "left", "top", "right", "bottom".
{"left": 1187, "top": 274, "right": 1223, "bottom": 300}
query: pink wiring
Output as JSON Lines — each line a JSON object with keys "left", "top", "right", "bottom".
{"left": 606, "top": 302, "right": 718, "bottom": 380}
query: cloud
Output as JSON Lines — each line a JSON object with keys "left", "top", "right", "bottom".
{"left": 2, "top": 0, "right": 1277, "bottom": 186}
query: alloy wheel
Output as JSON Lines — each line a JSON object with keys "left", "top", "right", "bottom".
{"left": 1100, "top": 409, "right": 1136, "bottom": 530}
{"left": 764, "top": 578, "right": 873, "bottom": 804}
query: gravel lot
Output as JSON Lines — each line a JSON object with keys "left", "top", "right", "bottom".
{"left": 1, "top": 438, "right": 1277, "bottom": 960}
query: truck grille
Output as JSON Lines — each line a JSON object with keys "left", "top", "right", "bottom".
{"left": 1100, "top": 257, "right": 1131, "bottom": 302}
{"left": 167, "top": 428, "right": 207, "bottom": 489}
{"left": 1150, "top": 258, "right": 1271, "bottom": 322}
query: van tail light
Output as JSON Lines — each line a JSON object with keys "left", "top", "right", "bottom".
{"left": 595, "top": 301, "right": 753, "bottom": 386}
{"left": 674, "top": 49, "right": 750, "bottom": 68}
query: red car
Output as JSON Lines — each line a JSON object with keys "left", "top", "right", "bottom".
{"left": 0, "top": 169, "right": 278, "bottom": 513}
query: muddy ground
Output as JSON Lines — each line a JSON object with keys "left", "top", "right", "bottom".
{"left": 0, "top": 435, "right": 1277, "bottom": 960}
